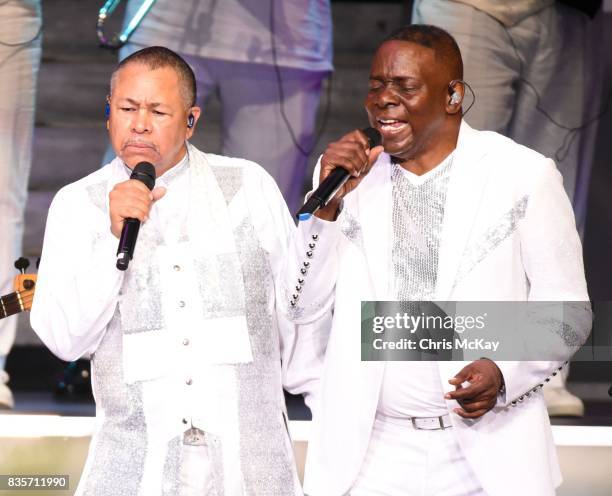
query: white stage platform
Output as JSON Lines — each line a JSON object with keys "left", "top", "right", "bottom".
{"left": 0, "top": 416, "right": 611, "bottom": 495}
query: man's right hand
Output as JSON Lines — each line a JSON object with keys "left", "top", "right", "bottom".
{"left": 315, "top": 129, "right": 384, "bottom": 221}
{"left": 109, "top": 180, "right": 166, "bottom": 238}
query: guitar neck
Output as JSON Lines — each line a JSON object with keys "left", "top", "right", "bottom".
{"left": 0, "top": 290, "right": 30, "bottom": 319}
{"left": 0, "top": 273, "right": 36, "bottom": 320}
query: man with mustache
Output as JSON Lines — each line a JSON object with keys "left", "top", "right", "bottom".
{"left": 284, "top": 25, "right": 590, "bottom": 495}
{"left": 106, "top": 0, "right": 332, "bottom": 214}
{"left": 31, "top": 46, "right": 318, "bottom": 495}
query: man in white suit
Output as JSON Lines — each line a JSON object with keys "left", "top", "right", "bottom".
{"left": 32, "top": 46, "right": 315, "bottom": 496}
{"left": 284, "top": 25, "right": 591, "bottom": 495}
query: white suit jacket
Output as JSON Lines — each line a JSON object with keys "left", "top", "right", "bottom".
{"left": 31, "top": 146, "right": 322, "bottom": 495}
{"left": 284, "top": 122, "right": 591, "bottom": 496}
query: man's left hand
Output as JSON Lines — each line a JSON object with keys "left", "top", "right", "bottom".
{"left": 445, "top": 359, "right": 504, "bottom": 419}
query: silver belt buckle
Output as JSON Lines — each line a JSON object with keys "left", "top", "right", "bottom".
{"left": 183, "top": 427, "right": 207, "bottom": 446}
{"left": 411, "top": 415, "right": 450, "bottom": 430}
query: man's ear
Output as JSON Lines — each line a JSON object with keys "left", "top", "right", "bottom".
{"left": 445, "top": 80, "right": 464, "bottom": 115}
{"left": 105, "top": 96, "right": 111, "bottom": 129}
{"left": 186, "top": 106, "right": 202, "bottom": 138}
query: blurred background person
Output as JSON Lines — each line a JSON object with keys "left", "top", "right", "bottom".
{"left": 0, "top": 0, "right": 42, "bottom": 410}
{"left": 412, "top": 0, "right": 604, "bottom": 418}
{"left": 102, "top": 0, "right": 333, "bottom": 214}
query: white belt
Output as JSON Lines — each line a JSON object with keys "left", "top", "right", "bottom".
{"left": 376, "top": 412, "right": 453, "bottom": 430}
{"left": 183, "top": 427, "right": 207, "bottom": 446}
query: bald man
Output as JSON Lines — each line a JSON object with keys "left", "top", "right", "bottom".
{"left": 283, "top": 25, "right": 590, "bottom": 496}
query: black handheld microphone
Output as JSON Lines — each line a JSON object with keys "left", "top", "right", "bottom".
{"left": 116, "top": 162, "right": 156, "bottom": 271}
{"left": 295, "top": 127, "right": 382, "bottom": 221}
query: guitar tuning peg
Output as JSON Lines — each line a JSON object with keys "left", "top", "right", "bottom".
{"left": 14, "top": 257, "right": 30, "bottom": 273}
{"left": 36, "top": 257, "right": 41, "bottom": 269}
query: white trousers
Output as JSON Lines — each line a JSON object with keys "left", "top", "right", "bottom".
{"left": 350, "top": 416, "right": 485, "bottom": 496}
{"left": 0, "top": 0, "right": 42, "bottom": 359}
{"left": 106, "top": 43, "right": 328, "bottom": 214}
{"left": 412, "top": 0, "right": 604, "bottom": 237}
{"left": 178, "top": 443, "right": 218, "bottom": 496}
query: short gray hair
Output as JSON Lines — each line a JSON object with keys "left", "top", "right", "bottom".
{"left": 109, "top": 46, "right": 197, "bottom": 108}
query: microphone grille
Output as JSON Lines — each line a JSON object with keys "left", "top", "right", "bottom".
{"left": 361, "top": 127, "right": 382, "bottom": 148}
{"left": 131, "top": 162, "right": 156, "bottom": 191}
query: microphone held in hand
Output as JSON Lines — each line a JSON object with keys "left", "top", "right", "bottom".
{"left": 116, "top": 162, "right": 156, "bottom": 271}
{"left": 295, "top": 127, "right": 381, "bottom": 221}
